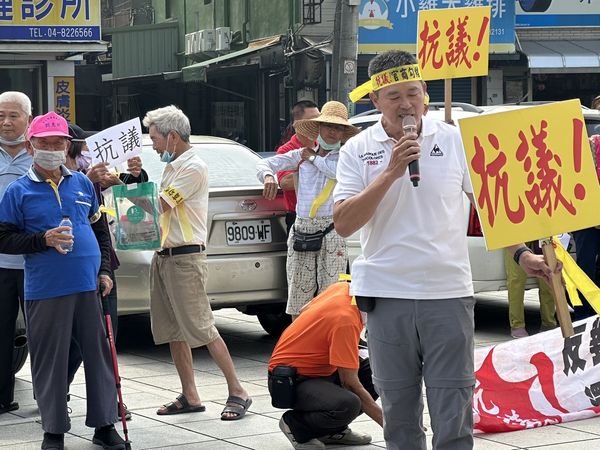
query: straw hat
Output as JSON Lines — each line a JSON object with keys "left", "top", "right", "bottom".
{"left": 294, "top": 101, "right": 360, "bottom": 142}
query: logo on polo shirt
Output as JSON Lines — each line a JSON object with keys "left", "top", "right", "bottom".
{"left": 430, "top": 144, "right": 444, "bottom": 157}
{"left": 359, "top": 149, "right": 385, "bottom": 166}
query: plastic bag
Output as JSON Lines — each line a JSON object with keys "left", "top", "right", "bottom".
{"left": 112, "top": 182, "right": 161, "bottom": 250}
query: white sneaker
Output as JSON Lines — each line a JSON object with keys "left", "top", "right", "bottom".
{"left": 319, "top": 427, "right": 372, "bottom": 446}
{"left": 279, "top": 416, "right": 325, "bottom": 449}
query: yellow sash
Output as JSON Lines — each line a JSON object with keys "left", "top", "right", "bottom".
{"left": 554, "top": 238, "right": 600, "bottom": 314}
{"left": 309, "top": 179, "right": 336, "bottom": 218}
{"left": 159, "top": 185, "right": 193, "bottom": 246}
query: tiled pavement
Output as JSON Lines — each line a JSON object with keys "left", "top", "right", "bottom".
{"left": 2, "top": 291, "right": 600, "bottom": 449}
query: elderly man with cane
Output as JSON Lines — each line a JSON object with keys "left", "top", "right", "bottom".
{"left": 0, "top": 112, "right": 125, "bottom": 450}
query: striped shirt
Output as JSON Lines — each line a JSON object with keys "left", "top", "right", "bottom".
{"left": 256, "top": 148, "right": 338, "bottom": 219}
{"left": 0, "top": 146, "right": 32, "bottom": 269}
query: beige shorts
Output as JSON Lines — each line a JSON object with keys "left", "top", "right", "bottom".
{"left": 150, "top": 252, "right": 219, "bottom": 348}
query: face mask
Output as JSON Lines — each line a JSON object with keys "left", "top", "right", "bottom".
{"left": 317, "top": 134, "right": 341, "bottom": 152}
{"left": 160, "top": 134, "right": 174, "bottom": 163}
{"left": 0, "top": 133, "right": 26, "bottom": 147}
{"left": 33, "top": 147, "right": 66, "bottom": 170}
{"left": 75, "top": 150, "right": 92, "bottom": 171}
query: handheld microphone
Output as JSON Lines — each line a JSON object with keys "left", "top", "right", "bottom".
{"left": 402, "top": 115, "right": 420, "bottom": 187}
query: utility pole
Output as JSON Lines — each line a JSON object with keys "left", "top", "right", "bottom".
{"left": 331, "top": 0, "right": 359, "bottom": 114}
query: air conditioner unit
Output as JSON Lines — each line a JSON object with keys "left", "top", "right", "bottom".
{"left": 184, "top": 32, "right": 194, "bottom": 55}
{"left": 215, "top": 27, "right": 231, "bottom": 51}
{"left": 199, "top": 29, "right": 216, "bottom": 52}
{"left": 191, "top": 31, "right": 201, "bottom": 54}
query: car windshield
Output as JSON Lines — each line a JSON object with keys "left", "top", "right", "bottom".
{"left": 140, "top": 143, "right": 263, "bottom": 188}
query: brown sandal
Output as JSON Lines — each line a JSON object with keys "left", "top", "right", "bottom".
{"left": 156, "top": 394, "right": 205, "bottom": 415}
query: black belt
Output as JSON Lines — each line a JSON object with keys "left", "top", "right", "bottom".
{"left": 156, "top": 244, "right": 205, "bottom": 257}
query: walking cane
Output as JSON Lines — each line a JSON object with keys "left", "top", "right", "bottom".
{"left": 100, "top": 285, "right": 132, "bottom": 449}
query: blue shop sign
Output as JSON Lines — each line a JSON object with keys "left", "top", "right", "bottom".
{"left": 516, "top": 0, "right": 600, "bottom": 27}
{"left": 358, "top": 0, "right": 516, "bottom": 54}
{"left": 0, "top": 0, "right": 101, "bottom": 41}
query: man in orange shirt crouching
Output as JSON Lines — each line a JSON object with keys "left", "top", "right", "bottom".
{"left": 268, "top": 281, "right": 382, "bottom": 449}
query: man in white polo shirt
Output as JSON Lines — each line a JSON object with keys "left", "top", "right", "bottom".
{"left": 333, "top": 51, "right": 558, "bottom": 450}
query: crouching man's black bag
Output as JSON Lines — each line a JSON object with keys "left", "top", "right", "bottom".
{"left": 292, "top": 223, "right": 335, "bottom": 252}
{"left": 269, "top": 365, "right": 297, "bottom": 408}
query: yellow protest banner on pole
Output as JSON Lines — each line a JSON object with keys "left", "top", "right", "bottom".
{"left": 417, "top": 6, "right": 491, "bottom": 81}
{"left": 459, "top": 100, "right": 600, "bottom": 251}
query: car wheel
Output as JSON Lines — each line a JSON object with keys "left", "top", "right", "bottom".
{"left": 257, "top": 306, "right": 292, "bottom": 337}
{"left": 518, "top": 0, "right": 552, "bottom": 12}
{"left": 12, "top": 318, "right": 28, "bottom": 375}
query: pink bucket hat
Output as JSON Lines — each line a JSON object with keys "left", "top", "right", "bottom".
{"left": 27, "top": 112, "right": 71, "bottom": 140}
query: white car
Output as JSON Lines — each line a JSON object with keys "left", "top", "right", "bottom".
{"left": 109, "top": 136, "right": 291, "bottom": 336}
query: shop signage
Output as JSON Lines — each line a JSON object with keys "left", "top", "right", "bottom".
{"left": 54, "top": 76, "right": 75, "bottom": 122}
{"left": 358, "top": 0, "right": 515, "bottom": 54}
{"left": 0, "top": 0, "right": 101, "bottom": 41}
{"left": 516, "top": 0, "right": 600, "bottom": 27}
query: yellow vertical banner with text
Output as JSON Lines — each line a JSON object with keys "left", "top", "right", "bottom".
{"left": 417, "top": 6, "right": 491, "bottom": 81}
{"left": 458, "top": 100, "right": 600, "bottom": 251}
{"left": 54, "top": 77, "right": 75, "bottom": 123}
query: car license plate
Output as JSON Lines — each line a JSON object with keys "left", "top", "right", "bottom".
{"left": 226, "top": 220, "right": 272, "bottom": 245}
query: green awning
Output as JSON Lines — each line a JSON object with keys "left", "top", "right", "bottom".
{"left": 182, "top": 40, "right": 281, "bottom": 83}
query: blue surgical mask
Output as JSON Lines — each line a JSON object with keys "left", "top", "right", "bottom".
{"left": 317, "top": 134, "right": 341, "bottom": 152}
{"left": 160, "top": 134, "right": 174, "bottom": 163}
{"left": 161, "top": 151, "right": 174, "bottom": 163}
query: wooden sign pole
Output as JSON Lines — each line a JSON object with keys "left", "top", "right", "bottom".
{"left": 444, "top": 78, "right": 452, "bottom": 124}
{"left": 540, "top": 238, "right": 574, "bottom": 338}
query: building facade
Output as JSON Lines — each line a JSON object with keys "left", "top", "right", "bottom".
{"left": 0, "top": 1, "right": 107, "bottom": 120}
{"left": 101, "top": 0, "right": 337, "bottom": 151}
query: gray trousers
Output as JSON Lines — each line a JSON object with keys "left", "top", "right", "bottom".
{"left": 25, "top": 291, "right": 118, "bottom": 434}
{"left": 365, "top": 297, "right": 475, "bottom": 450}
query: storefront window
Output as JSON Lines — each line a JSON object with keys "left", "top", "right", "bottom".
{"left": 0, "top": 65, "right": 42, "bottom": 114}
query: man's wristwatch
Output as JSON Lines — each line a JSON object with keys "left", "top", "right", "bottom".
{"left": 308, "top": 155, "right": 317, "bottom": 163}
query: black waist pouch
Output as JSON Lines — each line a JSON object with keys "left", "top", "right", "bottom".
{"left": 292, "top": 223, "right": 334, "bottom": 252}
{"left": 269, "top": 365, "right": 297, "bottom": 408}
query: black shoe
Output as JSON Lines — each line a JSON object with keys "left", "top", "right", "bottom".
{"left": 92, "top": 425, "right": 126, "bottom": 450}
{"left": 117, "top": 403, "right": 132, "bottom": 421}
{"left": 0, "top": 401, "right": 19, "bottom": 414}
{"left": 41, "top": 432, "right": 64, "bottom": 450}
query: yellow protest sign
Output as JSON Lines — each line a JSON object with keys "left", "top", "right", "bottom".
{"left": 459, "top": 100, "right": 600, "bottom": 251}
{"left": 417, "top": 6, "right": 490, "bottom": 81}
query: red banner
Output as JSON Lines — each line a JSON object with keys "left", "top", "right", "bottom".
{"left": 474, "top": 316, "right": 600, "bottom": 433}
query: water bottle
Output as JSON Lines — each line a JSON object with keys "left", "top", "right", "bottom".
{"left": 59, "top": 215, "right": 74, "bottom": 253}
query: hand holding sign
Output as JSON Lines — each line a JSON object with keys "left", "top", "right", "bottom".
{"left": 87, "top": 118, "right": 143, "bottom": 169}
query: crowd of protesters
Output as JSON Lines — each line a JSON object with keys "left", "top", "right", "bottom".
{"left": 0, "top": 48, "right": 587, "bottom": 450}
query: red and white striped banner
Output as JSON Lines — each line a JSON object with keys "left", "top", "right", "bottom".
{"left": 474, "top": 316, "right": 600, "bottom": 433}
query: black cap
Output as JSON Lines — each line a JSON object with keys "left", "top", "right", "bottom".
{"left": 68, "top": 123, "right": 97, "bottom": 142}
